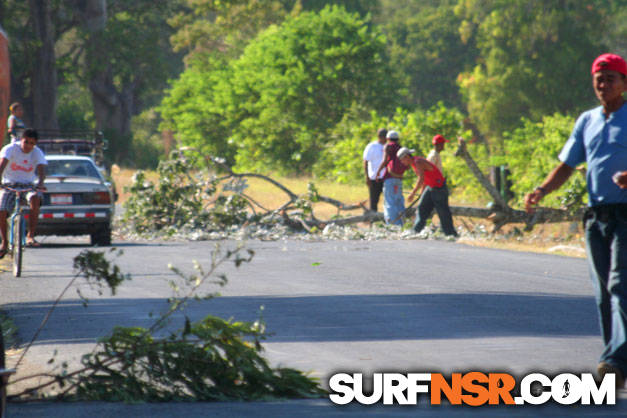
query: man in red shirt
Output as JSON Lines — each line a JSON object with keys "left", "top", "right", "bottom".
{"left": 397, "top": 147, "right": 457, "bottom": 237}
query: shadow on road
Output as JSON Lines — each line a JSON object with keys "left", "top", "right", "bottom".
{"left": 6, "top": 292, "right": 599, "bottom": 346}
{"left": 32, "top": 242, "right": 164, "bottom": 249}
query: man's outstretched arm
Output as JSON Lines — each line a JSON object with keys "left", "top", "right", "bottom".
{"left": 524, "top": 162, "right": 574, "bottom": 213}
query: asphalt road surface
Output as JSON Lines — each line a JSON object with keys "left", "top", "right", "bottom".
{"left": 2, "top": 236, "right": 626, "bottom": 416}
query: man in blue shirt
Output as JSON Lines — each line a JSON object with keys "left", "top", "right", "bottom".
{"left": 525, "top": 53, "right": 627, "bottom": 386}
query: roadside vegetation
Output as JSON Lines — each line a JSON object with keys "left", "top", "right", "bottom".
{"left": 8, "top": 247, "right": 324, "bottom": 401}
{"left": 115, "top": 148, "right": 586, "bottom": 258}
{"left": 5, "top": 1, "right": 624, "bottom": 240}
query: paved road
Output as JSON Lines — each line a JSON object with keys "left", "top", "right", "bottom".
{"left": 1, "top": 237, "right": 625, "bottom": 416}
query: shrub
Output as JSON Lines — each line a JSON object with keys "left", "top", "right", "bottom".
{"left": 503, "top": 113, "right": 585, "bottom": 210}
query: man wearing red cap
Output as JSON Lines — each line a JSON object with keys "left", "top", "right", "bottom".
{"left": 525, "top": 53, "right": 627, "bottom": 386}
{"left": 396, "top": 147, "right": 457, "bottom": 237}
{"left": 427, "top": 134, "right": 449, "bottom": 174}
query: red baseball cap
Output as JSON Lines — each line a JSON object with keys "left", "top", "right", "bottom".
{"left": 591, "top": 53, "right": 627, "bottom": 76}
{"left": 432, "top": 134, "right": 449, "bottom": 145}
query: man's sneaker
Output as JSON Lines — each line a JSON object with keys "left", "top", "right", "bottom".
{"left": 597, "top": 362, "right": 625, "bottom": 388}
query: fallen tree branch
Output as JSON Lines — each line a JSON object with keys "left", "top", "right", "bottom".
{"left": 453, "top": 137, "right": 585, "bottom": 232}
{"left": 168, "top": 146, "right": 584, "bottom": 233}
{"left": 324, "top": 210, "right": 383, "bottom": 226}
{"left": 315, "top": 195, "right": 363, "bottom": 211}
{"left": 455, "top": 138, "right": 509, "bottom": 211}
{"left": 180, "top": 147, "right": 365, "bottom": 215}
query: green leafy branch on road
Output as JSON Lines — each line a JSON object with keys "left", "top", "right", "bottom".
{"left": 10, "top": 245, "right": 324, "bottom": 402}
{"left": 10, "top": 249, "right": 129, "bottom": 373}
{"left": 122, "top": 152, "right": 250, "bottom": 234}
{"left": 0, "top": 313, "right": 17, "bottom": 354}
{"left": 122, "top": 149, "right": 366, "bottom": 236}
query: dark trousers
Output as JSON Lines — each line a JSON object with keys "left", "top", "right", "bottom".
{"left": 368, "top": 180, "right": 384, "bottom": 212}
{"left": 412, "top": 184, "right": 457, "bottom": 236}
{"left": 584, "top": 205, "right": 627, "bottom": 372}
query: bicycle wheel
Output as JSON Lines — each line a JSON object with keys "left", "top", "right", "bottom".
{"left": 0, "top": 323, "right": 4, "bottom": 370}
{"left": 12, "top": 213, "right": 22, "bottom": 277}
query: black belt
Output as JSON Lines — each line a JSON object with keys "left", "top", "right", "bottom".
{"left": 430, "top": 178, "right": 447, "bottom": 189}
{"left": 584, "top": 204, "right": 627, "bottom": 223}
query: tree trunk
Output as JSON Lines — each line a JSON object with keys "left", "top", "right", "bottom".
{"left": 455, "top": 137, "right": 509, "bottom": 211}
{"left": 89, "top": 68, "right": 135, "bottom": 161}
{"left": 89, "top": 69, "right": 134, "bottom": 135}
{"left": 29, "top": 0, "right": 58, "bottom": 130}
{"left": 85, "top": 1, "right": 134, "bottom": 162}
{"left": 78, "top": 0, "right": 107, "bottom": 31}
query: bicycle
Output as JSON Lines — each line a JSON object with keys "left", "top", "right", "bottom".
{"left": 1, "top": 185, "right": 38, "bottom": 277}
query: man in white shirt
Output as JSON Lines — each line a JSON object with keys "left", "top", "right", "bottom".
{"left": 427, "top": 134, "right": 448, "bottom": 174}
{"left": 363, "top": 128, "right": 387, "bottom": 212}
{"left": 0, "top": 128, "right": 47, "bottom": 256}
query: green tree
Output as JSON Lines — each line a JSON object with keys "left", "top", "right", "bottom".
{"left": 228, "top": 5, "right": 400, "bottom": 171}
{"left": 169, "top": 0, "right": 289, "bottom": 64}
{"left": 378, "top": 0, "right": 477, "bottom": 109}
{"left": 503, "top": 113, "right": 586, "bottom": 210}
{"left": 456, "top": 0, "right": 607, "bottom": 146}
{"left": 162, "top": 5, "right": 401, "bottom": 173}
{"left": 298, "top": 0, "right": 380, "bottom": 16}
{"left": 1, "top": 0, "right": 63, "bottom": 131}
{"left": 603, "top": 0, "right": 627, "bottom": 57}
{"left": 1, "top": 0, "right": 181, "bottom": 162}
{"left": 160, "top": 60, "right": 235, "bottom": 163}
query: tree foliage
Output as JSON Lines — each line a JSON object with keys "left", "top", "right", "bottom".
{"left": 378, "top": 0, "right": 477, "bottom": 109}
{"left": 123, "top": 152, "right": 249, "bottom": 234}
{"left": 456, "top": 0, "right": 607, "bottom": 144}
{"left": 159, "top": 60, "right": 235, "bottom": 162}
{"left": 162, "top": 5, "right": 400, "bottom": 173}
{"left": 77, "top": 0, "right": 183, "bottom": 162}
{"left": 169, "top": 0, "right": 290, "bottom": 64}
{"left": 503, "top": 113, "right": 586, "bottom": 210}
{"left": 168, "top": 0, "right": 380, "bottom": 65}
{"left": 315, "top": 103, "right": 493, "bottom": 202}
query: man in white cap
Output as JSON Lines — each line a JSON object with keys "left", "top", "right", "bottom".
{"left": 375, "top": 130, "right": 404, "bottom": 225}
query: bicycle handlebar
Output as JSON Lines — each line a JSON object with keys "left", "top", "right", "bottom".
{"left": 0, "top": 185, "right": 41, "bottom": 193}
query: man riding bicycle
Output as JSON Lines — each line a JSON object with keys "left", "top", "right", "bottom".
{"left": 0, "top": 128, "right": 47, "bottom": 257}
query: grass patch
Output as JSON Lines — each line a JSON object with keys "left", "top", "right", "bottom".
{"left": 243, "top": 175, "right": 366, "bottom": 219}
{"left": 112, "top": 168, "right": 369, "bottom": 220}
{"left": 111, "top": 165, "right": 160, "bottom": 204}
